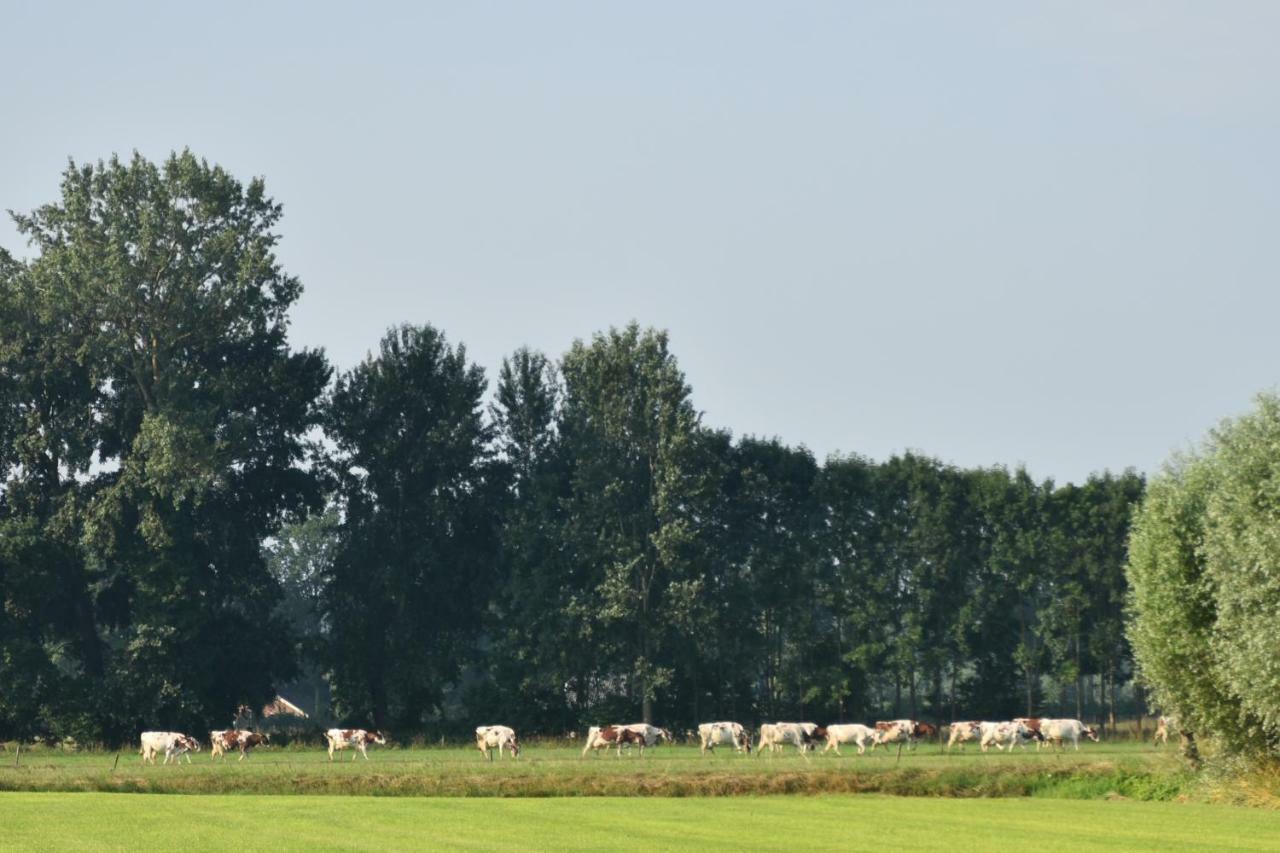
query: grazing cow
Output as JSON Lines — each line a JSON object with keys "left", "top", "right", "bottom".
{"left": 822, "top": 724, "right": 878, "bottom": 756}
{"left": 475, "top": 725, "right": 520, "bottom": 760}
{"left": 698, "top": 722, "right": 752, "bottom": 755}
{"left": 980, "top": 721, "right": 1038, "bottom": 752}
{"left": 1153, "top": 716, "right": 1174, "bottom": 747}
{"left": 210, "top": 730, "right": 269, "bottom": 761}
{"left": 324, "top": 728, "right": 387, "bottom": 761}
{"left": 756, "top": 722, "right": 822, "bottom": 755}
{"left": 582, "top": 725, "right": 646, "bottom": 757}
{"left": 947, "top": 722, "right": 982, "bottom": 752}
{"left": 1039, "top": 719, "right": 1099, "bottom": 751}
{"left": 139, "top": 731, "right": 201, "bottom": 765}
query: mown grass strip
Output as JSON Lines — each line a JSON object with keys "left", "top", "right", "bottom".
{"left": 5, "top": 792, "right": 1278, "bottom": 853}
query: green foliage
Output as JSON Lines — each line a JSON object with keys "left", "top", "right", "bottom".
{"left": 322, "top": 324, "right": 498, "bottom": 730}
{"left": 0, "top": 151, "right": 328, "bottom": 741}
{"left": 1128, "top": 393, "right": 1280, "bottom": 759}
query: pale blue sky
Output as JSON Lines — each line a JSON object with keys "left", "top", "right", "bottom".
{"left": 3, "top": 1, "right": 1278, "bottom": 484}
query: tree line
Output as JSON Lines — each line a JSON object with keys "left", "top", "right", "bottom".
{"left": 0, "top": 152, "right": 1145, "bottom": 745}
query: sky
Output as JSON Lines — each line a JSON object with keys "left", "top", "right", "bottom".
{"left": 3, "top": 0, "right": 1278, "bottom": 485}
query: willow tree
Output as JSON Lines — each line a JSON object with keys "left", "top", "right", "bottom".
{"left": 1127, "top": 393, "right": 1280, "bottom": 761}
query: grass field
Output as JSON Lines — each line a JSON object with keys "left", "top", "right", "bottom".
{"left": 0, "top": 741, "right": 1190, "bottom": 798}
{"left": 5, "top": 792, "right": 1278, "bottom": 852}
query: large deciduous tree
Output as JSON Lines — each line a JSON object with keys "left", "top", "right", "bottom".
{"left": 557, "top": 324, "right": 704, "bottom": 723}
{"left": 0, "top": 151, "right": 329, "bottom": 741}
{"left": 322, "top": 324, "right": 498, "bottom": 731}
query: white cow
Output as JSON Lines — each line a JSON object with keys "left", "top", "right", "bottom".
{"left": 756, "top": 722, "right": 821, "bottom": 755}
{"left": 947, "top": 722, "right": 982, "bottom": 752}
{"left": 1040, "top": 719, "right": 1099, "bottom": 751}
{"left": 822, "top": 724, "right": 878, "bottom": 755}
{"left": 139, "top": 731, "right": 200, "bottom": 765}
{"left": 979, "top": 721, "right": 1037, "bottom": 752}
{"left": 475, "top": 725, "right": 520, "bottom": 760}
{"left": 324, "top": 728, "right": 387, "bottom": 761}
{"left": 1153, "top": 716, "right": 1174, "bottom": 747}
{"left": 698, "top": 722, "right": 751, "bottom": 754}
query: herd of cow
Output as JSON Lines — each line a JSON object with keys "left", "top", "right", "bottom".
{"left": 570, "top": 717, "right": 1101, "bottom": 760}
{"left": 137, "top": 728, "right": 387, "bottom": 764}
{"left": 136, "top": 717, "right": 1105, "bottom": 766}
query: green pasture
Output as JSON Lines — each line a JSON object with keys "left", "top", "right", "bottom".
{"left": 0, "top": 741, "right": 1189, "bottom": 798}
{"left": 5, "top": 792, "right": 1277, "bottom": 852}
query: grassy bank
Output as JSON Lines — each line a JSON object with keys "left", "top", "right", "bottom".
{"left": 0, "top": 742, "right": 1191, "bottom": 799}
{"left": 5, "top": 792, "right": 1277, "bottom": 852}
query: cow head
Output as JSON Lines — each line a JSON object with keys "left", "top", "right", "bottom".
{"left": 183, "top": 736, "right": 201, "bottom": 752}
{"left": 1084, "top": 726, "right": 1100, "bottom": 742}
{"left": 367, "top": 730, "right": 387, "bottom": 745}
{"left": 658, "top": 728, "right": 673, "bottom": 744}
{"left": 508, "top": 737, "right": 521, "bottom": 758}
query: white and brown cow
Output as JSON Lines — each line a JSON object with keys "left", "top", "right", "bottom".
{"left": 980, "top": 721, "right": 1038, "bottom": 752}
{"left": 697, "top": 722, "right": 751, "bottom": 755}
{"left": 475, "top": 725, "right": 520, "bottom": 760}
{"left": 822, "top": 724, "right": 878, "bottom": 756}
{"left": 1039, "top": 719, "right": 1099, "bottom": 751}
{"left": 324, "top": 728, "right": 387, "bottom": 761}
{"left": 210, "top": 729, "right": 269, "bottom": 761}
{"left": 140, "top": 731, "right": 201, "bottom": 765}
{"left": 947, "top": 721, "right": 982, "bottom": 752}
{"left": 1153, "top": 716, "right": 1175, "bottom": 747}
{"left": 756, "top": 722, "right": 823, "bottom": 755}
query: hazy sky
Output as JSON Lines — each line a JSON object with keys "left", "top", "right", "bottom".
{"left": 3, "top": 1, "right": 1277, "bottom": 485}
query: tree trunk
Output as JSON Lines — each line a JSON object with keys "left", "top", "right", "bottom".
{"left": 1074, "top": 631, "right": 1083, "bottom": 721}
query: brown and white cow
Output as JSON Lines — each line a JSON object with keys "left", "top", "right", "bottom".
{"left": 475, "top": 725, "right": 520, "bottom": 760}
{"left": 581, "top": 725, "right": 646, "bottom": 757}
{"left": 210, "top": 729, "right": 269, "bottom": 761}
{"left": 324, "top": 728, "right": 387, "bottom": 761}
{"left": 618, "top": 723, "right": 673, "bottom": 756}
{"left": 1153, "top": 716, "right": 1175, "bottom": 747}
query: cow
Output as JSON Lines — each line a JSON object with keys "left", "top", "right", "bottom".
{"left": 1012, "top": 717, "right": 1050, "bottom": 750}
{"left": 324, "top": 728, "right": 387, "bottom": 761}
{"left": 581, "top": 725, "right": 646, "bottom": 757}
{"left": 869, "top": 720, "right": 915, "bottom": 751}
{"left": 1039, "top": 719, "right": 1099, "bottom": 751}
{"left": 1153, "top": 716, "right": 1174, "bottom": 747}
{"left": 475, "top": 725, "right": 520, "bottom": 760}
{"left": 946, "top": 721, "right": 982, "bottom": 752}
{"left": 697, "top": 722, "right": 752, "bottom": 755}
{"left": 756, "top": 722, "right": 822, "bottom": 755}
{"left": 980, "top": 721, "right": 1038, "bottom": 752}
{"left": 210, "top": 729, "right": 269, "bottom": 761}
{"left": 821, "top": 724, "right": 878, "bottom": 756}
{"left": 912, "top": 722, "right": 939, "bottom": 742}
{"left": 139, "top": 732, "right": 201, "bottom": 765}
